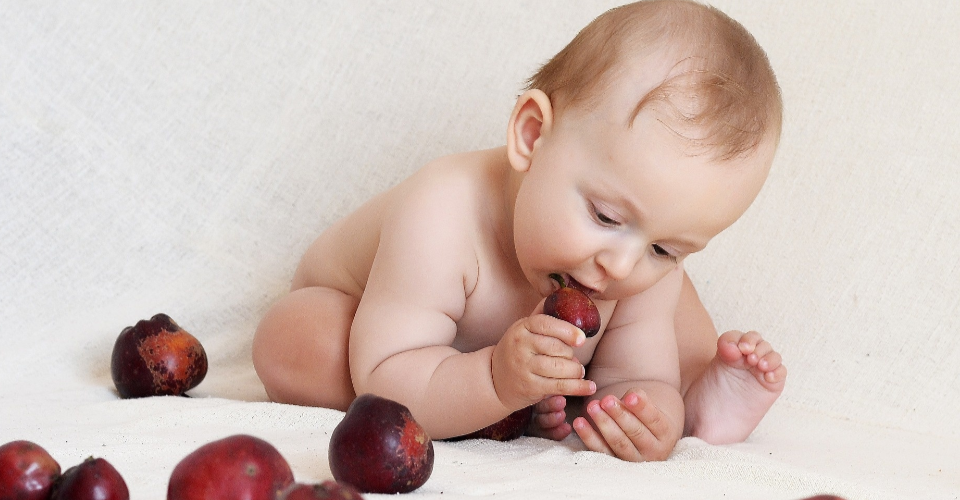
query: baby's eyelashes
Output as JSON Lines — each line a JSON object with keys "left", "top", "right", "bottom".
{"left": 590, "top": 202, "right": 621, "bottom": 226}
{"left": 596, "top": 211, "right": 618, "bottom": 225}
{"left": 652, "top": 244, "right": 679, "bottom": 263}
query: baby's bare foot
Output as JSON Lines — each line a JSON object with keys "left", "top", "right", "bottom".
{"left": 683, "top": 330, "right": 787, "bottom": 444}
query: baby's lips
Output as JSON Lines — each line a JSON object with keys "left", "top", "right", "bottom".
{"left": 566, "top": 276, "right": 596, "bottom": 297}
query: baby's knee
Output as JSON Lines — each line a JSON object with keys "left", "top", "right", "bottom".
{"left": 252, "top": 294, "right": 298, "bottom": 370}
{"left": 251, "top": 299, "right": 295, "bottom": 399}
{"left": 251, "top": 287, "right": 358, "bottom": 408}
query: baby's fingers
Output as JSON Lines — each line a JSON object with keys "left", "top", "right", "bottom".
{"left": 532, "top": 355, "right": 585, "bottom": 380}
{"left": 526, "top": 314, "right": 586, "bottom": 348}
{"left": 622, "top": 391, "right": 671, "bottom": 443}
{"left": 548, "top": 376, "right": 596, "bottom": 398}
{"left": 529, "top": 395, "right": 570, "bottom": 441}
{"left": 531, "top": 420, "right": 572, "bottom": 441}
{"left": 574, "top": 398, "right": 645, "bottom": 462}
{"left": 573, "top": 416, "right": 614, "bottom": 456}
{"left": 590, "top": 397, "right": 650, "bottom": 462}
{"left": 535, "top": 395, "right": 568, "bottom": 414}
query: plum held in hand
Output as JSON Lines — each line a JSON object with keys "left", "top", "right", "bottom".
{"left": 0, "top": 440, "right": 61, "bottom": 500}
{"left": 328, "top": 394, "right": 434, "bottom": 494}
{"left": 167, "top": 434, "right": 294, "bottom": 500}
{"left": 448, "top": 405, "right": 534, "bottom": 442}
{"left": 110, "top": 313, "right": 208, "bottom": 398}
{"left": 544, "top": 274, "right": 601, "bottom": 337}
{"left": 50, "top": 457, "right": 129, "bottom": 500}
{"left": 279, "top": 481, "right": 364, "bottom": 500}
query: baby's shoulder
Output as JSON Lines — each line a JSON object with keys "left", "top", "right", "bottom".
{"left": 379, "top": 148, "right": 503, "bottom": 250}
{"left": 372, "top": 149, "right": 505, "bottom": 293}
{"left": 403, "top": 149, "right": 493, "bottom": 198}
{"left": 386, "top": 149, "right": 501, "bottom": 228}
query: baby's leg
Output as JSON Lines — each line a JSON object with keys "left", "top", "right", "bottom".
{"left": 252, "top": 286, "right": 358, "bottom": 410}
{"left": 675, "top": 273, "right": 787, "bottom": 444}
{"left": 682, "top": 330, "right": 786, "bottom": 444}
{"left": 675, "top": 272, "right": 720, "bottom": 396}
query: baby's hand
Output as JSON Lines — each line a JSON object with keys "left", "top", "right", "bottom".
{"left": 526, "top": 395, "right": 573, "bottom": 441}
{"left": 491, "top": 314, "right": 596, "bottom": 411}
{"left": 573, "top": 389, "right": 680, "bottom": 462}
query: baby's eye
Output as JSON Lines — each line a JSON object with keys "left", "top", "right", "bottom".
{"left": 596, "top": 211, "right": 617, "bottom": 225}
{"left": 591, "top": 203, "right": 619, "bottom": 226}
{"left": 652, "top": 244, "right": 678, "bottom": 262}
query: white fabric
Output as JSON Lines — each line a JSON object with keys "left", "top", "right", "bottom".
{"left": 1, "top": 2, "right": 958, "bottom": 499}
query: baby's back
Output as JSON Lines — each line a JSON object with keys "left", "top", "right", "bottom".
{"left": 291, "top": 148, "right": 506, "bottom": 302}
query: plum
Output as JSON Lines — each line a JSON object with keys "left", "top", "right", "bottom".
{"left": 0, "top": 440, "right": 61, "bottom": 500}
{"left": 279, "top": 481, "right": 364, "bottom": 500}
{"left": 50, "top": 457, "right": 129, "bottom": 500}
{"left": 167, "top": 434, "right": 294, "bottom": 500}
{"left": 328, "top": 394, "right": 434, "bottom": 494}
{"left": 448, "top": 405, "right": 533, "bottom": 441}
{"left": 111, "top": 313, "right": 207, "bottom": 398}
{"left": 544, "top": 274, "right": 601, "bottom": 337}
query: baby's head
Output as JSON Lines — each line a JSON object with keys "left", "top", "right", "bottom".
{"left": 506, "top": 0, "right": 783, "bottom": 299}
{"left": 526, "top": 0, "right": 782, "bottom": 161}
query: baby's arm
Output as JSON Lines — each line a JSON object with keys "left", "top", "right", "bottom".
{"left": 574, "top": 265, "right": 685, "bottom": 462}
{"left": 348, "top": 181, "right": 593, "bottom": 439}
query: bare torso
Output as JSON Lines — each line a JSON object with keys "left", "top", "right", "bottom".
{"left": 291, "top": 147, "right": 610, "bottom": 361}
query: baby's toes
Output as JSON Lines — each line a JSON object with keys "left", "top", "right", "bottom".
{"left": 762, "top": 363, "right": 788, "bottom": 386}
{"left": 718, "top": 330, "right": 745, "bottom": 345}
{"left": 717, "top": 331, "right": 748, "bottom": 364}
{"left": 745, "top": 339, "right": 775, "bottom": 366}
{"left": 756, "top": 349, "right": 782, "bottom": 372}
{"left": 737, "top": 331, "right": 764, "bottom": 355}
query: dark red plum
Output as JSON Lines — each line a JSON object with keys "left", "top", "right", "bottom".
{"left": 328, "top": 394, "right": 434, "bottom": 494}
{"left": 279, "top": 481, "right": 364, "bottom": 500}
{"left": 111, "top": 313, "right": 207, "bottom": 398}
{"left": 50, "top": 457, "right": 129, "bottom": 500}
{"left": 0, "top": 440, "right": 61, "bottom": 500}
{"left": 544, "top": 274, "right": 601, "bottom": 337}
{"left": 167, "top": 434, "right": 294, "bottom": 500}
{"left": 448, "top": 405, "right": 534, "bottom": 441}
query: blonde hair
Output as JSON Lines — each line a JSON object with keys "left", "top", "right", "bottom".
{"left": 526, "top": 0, "right": 782, "bottom": 160}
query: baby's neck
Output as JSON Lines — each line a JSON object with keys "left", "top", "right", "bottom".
{"left": 489, "top": 147, "right": 524, "bottom": 273}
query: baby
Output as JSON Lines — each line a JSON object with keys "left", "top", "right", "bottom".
{"left": 253, "top": 0, "right": 787, "bottom": 462}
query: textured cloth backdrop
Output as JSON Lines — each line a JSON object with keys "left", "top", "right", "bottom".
{"left": 1, "top": 2, "right": 958, "bottom": 499}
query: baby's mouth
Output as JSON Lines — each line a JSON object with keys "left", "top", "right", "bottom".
{"left": 560, "top": 274, "right": 597, "bottom": 298}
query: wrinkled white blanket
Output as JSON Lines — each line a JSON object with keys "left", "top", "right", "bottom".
{"left": 2, "top": 2, "right": 958, "bottom": 499}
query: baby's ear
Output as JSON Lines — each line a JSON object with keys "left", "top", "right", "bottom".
{"left": 506, "top": 89, "right": 553, "bottom": 172}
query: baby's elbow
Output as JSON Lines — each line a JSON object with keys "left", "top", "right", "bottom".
{"left": 348, "top": 357, "right": 378, "bottom": 397}
{"left": 349, "top": 350, "right": 404, "bottom": 399}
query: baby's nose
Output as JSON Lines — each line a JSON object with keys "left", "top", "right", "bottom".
{"left": 596, "top": 243, "right": 641, "bottom": 282}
